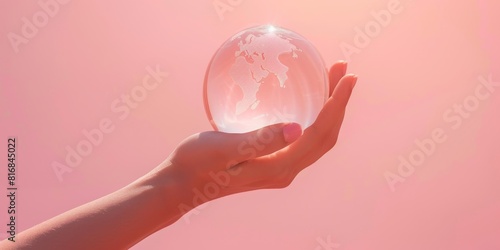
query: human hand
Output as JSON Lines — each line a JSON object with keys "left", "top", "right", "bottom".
{"left": 163, "top": 61, "right": 357, "bottom": 206}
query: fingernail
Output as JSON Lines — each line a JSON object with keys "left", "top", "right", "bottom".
{"left": 340, "top": 61, "right": 347, "bottom": 75}
{"left": 283, "top": 123, "right": 302, "bottom": 143}
{"left": 351, "top": 75, "right": 358, "bottom": 90}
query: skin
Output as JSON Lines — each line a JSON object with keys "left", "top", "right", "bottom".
{"left": 0, "top": 61, "right": 357, "bottom": 249}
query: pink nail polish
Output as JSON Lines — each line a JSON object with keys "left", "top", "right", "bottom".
{"left": 283, "top": 123, "right": 302, "bottom": 143}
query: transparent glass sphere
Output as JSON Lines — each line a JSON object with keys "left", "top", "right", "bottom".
{"left": 204, "top": 25, "right": 328, "bottom": 133}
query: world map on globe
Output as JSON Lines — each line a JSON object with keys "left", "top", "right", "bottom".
{"left": 229, "top": 28, "right": 302, "bottom": 118}
{"left": 204, "top": 25, "right": 328, "bottom": 133}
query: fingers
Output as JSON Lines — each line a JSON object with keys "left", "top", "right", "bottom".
{"left": 311, "top": 74, "right": 357, "bottom": 137}
{"left": 219, "top": 122, "right": 303, "bottom": 164}
{"left": 223, "top": 60, "right": 348, "bottom": 165}
{"left": 221, "top": 63, "right": 357, "bottom": 190}
{"left": 281, "top": 74, "right": 356, "bottom": 163}
{"left": 329, "top": 61, "right": 347, "bottom": 97}
{"left": 231, "top": 74, "right": 358, "bottom": 188}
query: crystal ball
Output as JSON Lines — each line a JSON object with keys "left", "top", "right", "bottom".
{"left": 203, "top": 25, "right": 329, "bottom": 133}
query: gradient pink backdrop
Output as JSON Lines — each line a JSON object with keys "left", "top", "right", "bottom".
{"left": 1, "top": 0, "right": 499, "bottom": 249}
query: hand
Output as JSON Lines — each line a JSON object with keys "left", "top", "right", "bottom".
{"left": 3, "top": 62, "right": 356, "bottom": 250}
{"left": 164, "top": 61, "right": 357, "bottom": 205}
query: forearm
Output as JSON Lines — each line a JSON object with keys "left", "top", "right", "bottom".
{"left": 1, "top": 161, "right": 188, "bottom": 249}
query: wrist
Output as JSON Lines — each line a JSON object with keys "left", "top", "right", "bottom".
{"left": 129, "top": 160, "right": 195, "bottom": 226}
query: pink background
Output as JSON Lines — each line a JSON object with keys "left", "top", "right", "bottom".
{"left": 1, "top": 0, "right": 499, "bottom": 249}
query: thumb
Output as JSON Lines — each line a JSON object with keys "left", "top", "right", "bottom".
{"left": 221, "top": 122, "right": 302, "bottom": 163}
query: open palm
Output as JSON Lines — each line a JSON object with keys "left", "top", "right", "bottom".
{"left": 166, "top": 61, "right": 357, "bottom": 201}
